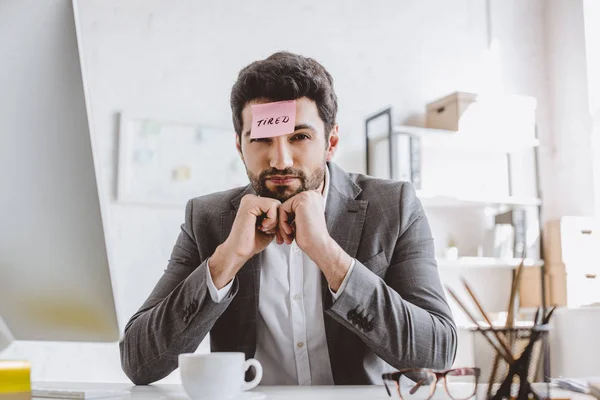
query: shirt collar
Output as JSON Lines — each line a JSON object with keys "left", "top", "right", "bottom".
{"left": 322, "top": 163, "right": 330, "bottom": 208}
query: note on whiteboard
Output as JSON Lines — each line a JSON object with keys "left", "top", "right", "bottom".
{"left": 117, "top": 114, "right": 248, "bottom": 207}
{"left": 250, "top": 100, "right": 296, "bottom": 138}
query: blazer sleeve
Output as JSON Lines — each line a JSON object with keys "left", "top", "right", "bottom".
{"left": 119, "top": 199, "right": 238, "bottom": 385}
{"left": 325, "top": 182, "right": 457, "bottom": 370}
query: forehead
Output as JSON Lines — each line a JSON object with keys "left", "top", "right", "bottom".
{"left": 241, "top": 97, "right": 323, "bottom": 133}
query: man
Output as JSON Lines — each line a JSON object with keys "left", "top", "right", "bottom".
{"left": 120, "top": 51, "right": 457, "bottom": 386}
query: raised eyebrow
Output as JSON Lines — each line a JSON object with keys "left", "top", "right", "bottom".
{"left": 293, "top": 124, "right": 317, "bottom": 133}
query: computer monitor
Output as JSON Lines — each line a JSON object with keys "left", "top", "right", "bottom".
{"left": 0, "top": 0, "right": 120, "bottom": 342}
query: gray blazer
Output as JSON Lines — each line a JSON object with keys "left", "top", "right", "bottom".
{"left": 120, "top": 162, "right": 457, "bottom": 385}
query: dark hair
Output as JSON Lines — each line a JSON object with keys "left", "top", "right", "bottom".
{"left": 230, "top": 51, "right": 338, "bottom": 138}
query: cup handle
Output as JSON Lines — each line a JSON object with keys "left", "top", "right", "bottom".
{"left": 241, "top": 358, "right": 263, "bottom": 391}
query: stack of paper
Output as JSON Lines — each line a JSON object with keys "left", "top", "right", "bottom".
{"left": 551, "top": 377, "right": 590, "bottom": 394}
{"left": 552, "top": 377, "right": 600, "bottom": 398}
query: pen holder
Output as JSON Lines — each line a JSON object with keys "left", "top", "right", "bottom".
{"left": 474, "top": 325, "right": 551, "bottom": 400}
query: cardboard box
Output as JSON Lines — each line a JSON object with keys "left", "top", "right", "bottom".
{"left": 542, "top": 218, "right": 600, "bottom": 307}
{"left": 426, "top": 92, "right": 477, "bottom": 131}
{"left": 520, "top": 262, "right": 600, "bottom": 308}
{"left": 545, "top": 264, "right": 567, "bottom": 307}
{"left": 518, "top": 264, "right": 568, "bottom": 308}
{"left": 519, "top": 266, "right": 550, "bottom": 308}
{"left": 562, "top": 267, "right": 600, "bottom": 307}
{"left": 425, "top": 92, "right": 537, "bottom": 139}
{"left": 544, "top": 217, "right": 600, "bottom": 265}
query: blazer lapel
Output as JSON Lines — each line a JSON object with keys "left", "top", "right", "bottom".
{"left": 222, "top": 185, "right": 261, "bottom": 359}
{"left": 321, "top": 162, "right": 368, "bottom": 381}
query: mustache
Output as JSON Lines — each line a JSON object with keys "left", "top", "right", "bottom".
{"left": 259, "top": 168, "right": 306, "bottom": 180}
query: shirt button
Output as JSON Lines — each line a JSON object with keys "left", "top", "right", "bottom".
{"left": 297, "top": 342, "right": 304, "bottom": 349}
{"left": 293, "top": 294, "right": 301, "bottom": 301}
{"left": 292, "top": 243, "right": 301, "bottom": 253}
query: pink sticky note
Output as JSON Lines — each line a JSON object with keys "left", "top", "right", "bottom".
{"left": 250, "top": 100, "right": 296, "bottom": 138}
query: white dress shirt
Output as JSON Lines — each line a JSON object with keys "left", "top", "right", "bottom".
{"left": 206, "top": 165, "right": 355, "bottom": 385}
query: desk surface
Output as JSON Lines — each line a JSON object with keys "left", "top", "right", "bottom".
{"left": 32, "top": 382, "right": 594, "bottom": 400}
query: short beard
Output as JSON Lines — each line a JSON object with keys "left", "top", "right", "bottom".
{"left": 246, "top": 164, "right": 326, "bottom": 203}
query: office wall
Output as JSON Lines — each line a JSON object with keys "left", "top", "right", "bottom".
{"left": 3, "top": 0, "right": 556, "bottom": 383}
{"left": 543, "top": 0, "right": 595, "bottom": 218}
{"left": 583, "top": 0, "right": 600, "bottom": 216}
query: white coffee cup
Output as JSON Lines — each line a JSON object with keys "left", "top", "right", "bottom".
{"left": 179, "top": 352, "right": 263, "bottom": 400}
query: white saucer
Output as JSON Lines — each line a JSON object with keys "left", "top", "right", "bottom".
{"left": 232, "top": 393, "right": 267, "bottom": 400}
{"left": 171, "top": 392, "right": 266, "bottom": 400}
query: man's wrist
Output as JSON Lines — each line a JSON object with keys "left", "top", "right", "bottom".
{"left": 312, "top": 237, "right": 352, "bottom": 292}
{"left": 209, "top": 242, "right": 247, "bottom": 289}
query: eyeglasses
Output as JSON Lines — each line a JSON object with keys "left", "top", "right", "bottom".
{"left": 382, "top": 368, "right": 481, "bottom": 400}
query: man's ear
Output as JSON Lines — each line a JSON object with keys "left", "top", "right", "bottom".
{"left": 325, "top": 124, "right": 339, "bottom": 161}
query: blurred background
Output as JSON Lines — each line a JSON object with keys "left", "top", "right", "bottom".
{"left": 3, "top": 0, "right": 600, "bottom": 384}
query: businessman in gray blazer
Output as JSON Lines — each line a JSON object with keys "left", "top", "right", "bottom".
{"left": 120, "top": 51, "right": 457, "bottom": 386}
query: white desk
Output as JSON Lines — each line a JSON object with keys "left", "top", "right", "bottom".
{"left": 31, "top": 382, "right": 595, "bottom": 400}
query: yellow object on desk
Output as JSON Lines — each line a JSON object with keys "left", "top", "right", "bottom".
{"left": 0, "top": 360, "right": 31, "bottom": 396}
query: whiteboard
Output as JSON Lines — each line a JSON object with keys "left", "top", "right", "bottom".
{"left": 117, "top": 114, "right": 248, "bottom": 207}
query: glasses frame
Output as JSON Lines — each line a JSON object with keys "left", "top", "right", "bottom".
{"left": 382, "top": 367, "right": 481, "bottom": 400}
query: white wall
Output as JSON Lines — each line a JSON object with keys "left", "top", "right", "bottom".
{"left": 543, "top": 0, "right": 595, "bottom": 219}
{"left": 583, "top": 0, "right": 600, "bottom": 215}
{"left": 3, "top": 0, "right": 559, "bottom": 383}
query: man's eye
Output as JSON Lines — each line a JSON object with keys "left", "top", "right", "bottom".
{"left": 292, "top": 134, "right": 309, "bottom": 141}
{"left": 250, "top": 138, "right": 270, "bottom": 143}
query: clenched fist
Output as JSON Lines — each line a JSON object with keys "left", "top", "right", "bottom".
{"left": 209, "top": 194, "right": 280, "bottom": 288}
{"left": 229, "top": 194, "right": 282, "bottom": 259}
{"left": 278, "top": 190, "right": 353, "bottom": 291}
{"left": 278, "top": 190, "right": 328, "bottom": 254}
{"left": 211, "top": 191, "right": 352, "bottom": 292}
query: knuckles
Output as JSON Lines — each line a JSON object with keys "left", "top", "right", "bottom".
{"left": 240, "top": 194, "right": 280, "bottom": 209}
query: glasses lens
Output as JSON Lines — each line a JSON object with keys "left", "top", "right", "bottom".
{"left": 397, "top": 371, "right": 437, "bottom": 400}
{"left": 445, "top": 369, "right": 478, "bottom": 400}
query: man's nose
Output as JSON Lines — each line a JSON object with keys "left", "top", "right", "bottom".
{"left": 269, "top": 138, "right": 293, "bottom": 170}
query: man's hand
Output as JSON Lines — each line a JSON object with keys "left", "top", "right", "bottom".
{"left": 278, "top": 190, "right": 328, "bottom": 251}
{"left": 229, "top": 194, "right": 282, "bottom": 258}
{"left": 278, "top": 191, "right": 352, "bottom": 291}
{"left": 210, "top": 194, "right": 281, "bottom": 288}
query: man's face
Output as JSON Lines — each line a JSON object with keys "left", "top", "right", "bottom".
{"left": 236, "top": 97, "right": 339, "bottom": 203}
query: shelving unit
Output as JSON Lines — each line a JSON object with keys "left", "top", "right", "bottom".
{"left": 392, "top": 125, "right": 540, "bottom": 152}
{"left": 416, "top": 191, "right": 541, "bottom": 208}
{"left": 436, "top": 257, "right": 543, "bottom": 270}
{"left": 365, "top": 106, "right": 547, "bottom": 309}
